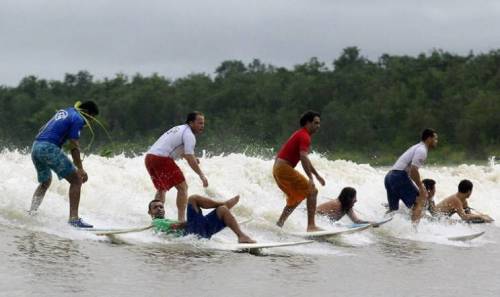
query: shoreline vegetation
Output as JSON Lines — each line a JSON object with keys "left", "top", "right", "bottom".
{"left": 1, "top": 47, "right": 499, "bottom": 165}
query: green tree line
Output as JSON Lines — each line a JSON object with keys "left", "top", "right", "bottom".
{"left": 1, "top": 47, "right": 499, "bottom": 164}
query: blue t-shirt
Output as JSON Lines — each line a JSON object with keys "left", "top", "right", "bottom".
{"left": 35, "top": 107, "right": 85, "bottom": 147}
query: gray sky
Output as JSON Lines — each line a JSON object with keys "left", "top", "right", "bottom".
{"left": 1, "top": 0, "right": 500, "bottom": 86}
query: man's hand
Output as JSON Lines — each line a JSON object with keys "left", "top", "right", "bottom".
{"left": 78, "top": 168, "right": 88, "bottom": 183}
{"left": 315, "top": 174, "right": 326, "bottom": 186}
{"left": 200, "top": 174, "right": 208, "bottom": 188}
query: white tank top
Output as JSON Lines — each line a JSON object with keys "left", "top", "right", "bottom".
{"left": 147, "top": 124, "right": 196, "bottom": 159}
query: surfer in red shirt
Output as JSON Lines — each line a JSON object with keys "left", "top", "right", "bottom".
{"left": 273, "top": 111, "right": 325, "bottom": 232}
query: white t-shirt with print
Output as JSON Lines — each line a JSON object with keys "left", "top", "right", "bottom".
{"left": 147, "top": 124, "right": 196, "bottom": 159}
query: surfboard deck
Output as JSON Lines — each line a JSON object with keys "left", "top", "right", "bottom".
{"left": 81, "top": 225, "right": 154, "bottom": 236}
{"left": 287, "top": 224, "right": 372, "bottom": 239}
{"left": 345, "top": 217, "right": 393, "bottom": 229}
{"left": 447, "top": 231, "right": 485, "bottom": 241}
{"left": 79, "top": 218, "right": 252, "bottom": 236}
{"left": 222, "top": 240, "right": 314, "bottom": 251}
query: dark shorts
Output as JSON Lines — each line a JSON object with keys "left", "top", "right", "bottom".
{"left": 31, "top": 141, "right": 76, "bottom": 183}
{"left": 185, "top": 204, "right": 226, "bottom": 239}
{"left": 384, "top": 170, "right": 419, "bottom": 210}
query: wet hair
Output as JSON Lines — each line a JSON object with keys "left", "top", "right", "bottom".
{"left": 79, "top": 101, "right": 99, "bottom": 116}
{"left": 148, "top": 199, "right": 163, "bottom": 213}
{"left": 422, "top": 179, "right": 436, "bottom": 191}
{"left": 421, "top": 128, "right": 436, "bottom": 141}
{"left": 458, "top": 179, "right": 473, "bottom": 193}
{"left": 299, "top": 111, "right": 320, "bottom": 127}
{"left": 338, "top": 187, "right": 357, "bottom": 212}
{"left": 186, "top": 111, "right": 204, "bottom": 124}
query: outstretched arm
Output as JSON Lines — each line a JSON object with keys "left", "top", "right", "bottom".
{"left": 346, "top": 209, "right": 369, "bottom": 224}
{"left": 184, "top": 154, "right": 208, "bottom": 187}
{"left": 409, "top": 165, "right": 425, "bottom": 196}
{"left": 300, "top": 151, "right": 325, "bottom": 186}
{"left": 68, "top": 139, "right": 87, "bottom": 182}
{"left": 455, "top": 201, "right": 492, "bottom": 222}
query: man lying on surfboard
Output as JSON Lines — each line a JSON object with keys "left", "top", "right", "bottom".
{"left": 316, "top": 187, "right": 376, "bottom": 225}
{"left": 148, "top": 194, "right": 256, "bottom": 243}
{"left": 429, "top": 179, "right": 494, "bottom": 223}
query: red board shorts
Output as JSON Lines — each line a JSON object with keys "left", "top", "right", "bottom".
{"left": 145, "top": 154, "right": 185, "bottom": 191}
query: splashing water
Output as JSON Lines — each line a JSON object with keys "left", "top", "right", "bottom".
{"left": 1, "top": 149, "right": 498, "bottom": 250}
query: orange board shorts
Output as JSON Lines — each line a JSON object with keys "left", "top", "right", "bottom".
{"left": 145, "top": 154, "right": 185, "bottom": 191}
{"left": 273, "top": 162, "right": 312, "bottom": 207}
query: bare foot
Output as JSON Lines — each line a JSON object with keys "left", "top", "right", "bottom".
{"left": 238, "top": 234, "right": 256, "bottom": 243}
{"left": 307, "top": 225, "right": 324, "bottom": 232}
{"left": 224, "top": 195, "right": 240, "bottom": 209}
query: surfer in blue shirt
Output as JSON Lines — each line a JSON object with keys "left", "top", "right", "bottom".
{"left": 29, "top": 101, "right": 99, "bottom": 228}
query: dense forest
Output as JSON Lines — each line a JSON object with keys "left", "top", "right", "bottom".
{"left": 1, "top": 47, "right": 499, "bottom": 164}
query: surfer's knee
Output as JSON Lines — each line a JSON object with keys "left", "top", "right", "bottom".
{"left": 216, "top": 205, "right": 229, "bottom": 217}
{"left": 187, "top": 194, "right": 201, "bottom": 205}
{"left": 176, "top": 182, "right": 188, "bottom": 194}
{"left": 65, "top": 171, "right": 82, "bottom": 186}
{"left": 309, "top": 186, "right": 318, "bottom": 197}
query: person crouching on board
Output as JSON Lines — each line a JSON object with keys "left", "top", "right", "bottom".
{"left": 316, "top": 187, "right": 376, "bottom": 226}
{"left": 148, "top": 195, "right": 256, "bottom": 243}
{"left": 29, "top": 101, "right": 99, "bottom": 228}
{"left": 145, "top": 111, "right": 209, "bottom": 222}
{"left": 384, "top": 128, "right": 438, "bottom": 224}
{"left": 273, "top": 111, "right": 325, "bottom": 232}
{"left": 432, "top": 179, "right": 494, "bottom": 223}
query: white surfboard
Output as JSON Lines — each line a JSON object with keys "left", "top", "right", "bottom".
{"left": 84, "top": 225, "right": 154, "bottom": 236}
{"left": 222, "top": 240, "right": 314, "bottom": 251}
{"left": 81, "top": 218, "right": 251, "bottom": 236}
{"left": 343, "top": 217, "right": 393, "bottom": 229}
{"left": 447, "top": 231, "right": 485, "bottom": 241}
{"left": 287, "top": 224, "right": 371, "bottom": 239}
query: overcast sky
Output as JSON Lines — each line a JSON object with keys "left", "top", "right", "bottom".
{"left": 1, "top": 0, "right": 500, "bottom": 86}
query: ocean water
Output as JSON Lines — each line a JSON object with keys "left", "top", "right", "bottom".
{"left": 1, "top": 150, "right": 499, "bottom": 297}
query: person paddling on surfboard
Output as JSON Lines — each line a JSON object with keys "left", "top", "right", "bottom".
{"left": 145, "top": 111, "right": 209, "bottom": 222}
{"left": 148, "top": 195, "right": 256, "bottom": 243}
{"left": 432, "top": 179, "right": 494, "bottom": 223}
{"left": 316, "top": 187, "right": 375, "bottom": 225}
{"left": 384, "top": 128, "right": 438, "bottom": 224}
{"left": 29, "top": 101, "right": 99, "bottom": 228}
{"left": 273, "top": 111, "right": 325, "bottom": 232}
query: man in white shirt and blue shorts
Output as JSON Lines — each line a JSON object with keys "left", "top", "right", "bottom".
{"left": 145, "top": 112, "right": 208, "bottom": 222}
{"left": 384, "top": 128, "right": 438, "bottom": 223}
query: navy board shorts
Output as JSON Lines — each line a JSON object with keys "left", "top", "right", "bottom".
{"left": 31, "top": 141, "right": 76, "bottom": 183}
{"left": 384, "top": 170, "right": 419, "bottom": 210}
{"left": 185, "top": 204, "right": 226, "bottom": 239}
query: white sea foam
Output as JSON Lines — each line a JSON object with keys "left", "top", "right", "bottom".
{"left": 1, "top": 149, "right": 498, "bottom": 251}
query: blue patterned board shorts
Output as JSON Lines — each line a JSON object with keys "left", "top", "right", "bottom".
{"left": 31, "top": 141, "right": 76, "bottom": 183}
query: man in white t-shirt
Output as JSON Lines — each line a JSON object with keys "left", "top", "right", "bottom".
{"left": 145, "top": 111, "right": 208, "bottom": 221}
{"left": 384, "top": 128, "right": 438, "bottom": 223}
